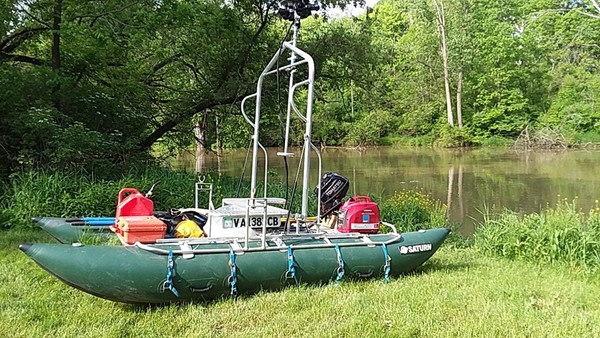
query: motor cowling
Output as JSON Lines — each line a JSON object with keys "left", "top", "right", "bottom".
{"left": 315, "top": 172, "right": 349, "bottom": 217}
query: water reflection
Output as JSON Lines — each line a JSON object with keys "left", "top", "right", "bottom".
{"left": 173, "top": 147, "right": 600, "bottom": 234}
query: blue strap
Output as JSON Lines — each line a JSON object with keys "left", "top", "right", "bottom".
{"left": 381, "top": 243, "right": 391, "bottom": 283}
{"left": 286, "top": 246, "right": 298, "bottom": 285}
{"left": 228, "top": 249, "right": 238, "bottom": 297}
{"left": 164, "top": 250, "right": 180, "bottom": 297}
{"left": 334, "top": 244, "right": 345, "bottom": 283}
{"left": 82, "top": 217, "right": 115, "bottom": 223}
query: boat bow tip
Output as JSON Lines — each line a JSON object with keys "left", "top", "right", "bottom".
{"left": 32, "top": 217, "right": 41, "bottom": 223}
{"left": 19, "top": 243, "right": 32, "bottom": 253}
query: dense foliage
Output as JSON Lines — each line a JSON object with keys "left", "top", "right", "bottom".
{"left": 1, "top": 0, "right": 600, "bottom": 177}
{"left": 380, "top": 189, "right": 447, "bottom": 232}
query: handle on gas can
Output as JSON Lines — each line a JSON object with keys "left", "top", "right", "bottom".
{"left": 118, "top": 188, "right": 141, "bottom": 204}
{"left": 109, "top": 224, "right": 122, "bottom": 235}
{"left": 351, "top": 195, "right": 372, "bottom": 203}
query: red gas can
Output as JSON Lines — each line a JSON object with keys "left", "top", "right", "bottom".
{"left": 115, "top": 188, "right": 154, "bottom": 219}
{"left": 337, "top": 196, "right": 380, "bottom": 234}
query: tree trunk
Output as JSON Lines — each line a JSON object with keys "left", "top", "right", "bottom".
{"left": 194, "top": 114, "right": 206, "bottom": 174}
{"left": 215, "top": 114, "right": 223, "bottom": 175}
{"left": 458, "top": 163, "right": 464, "bottom": 219}
{"left": 433, "top": 0, "right": 454, "bottom": 127}
{"left": 52, "top": 0, "right": 62, "bottom": 111}
{"left": 215, "top": 114, "right": 222, "bottom": 158}
{"left": 138, "top": 94, "right": 243, "bottom": 150}
{"left": 456, "top": 70, "right": 463, "bottom": 128}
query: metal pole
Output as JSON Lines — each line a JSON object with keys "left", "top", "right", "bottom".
{"left": 282, "top": 16, "right": 300, "bottom": 156}
{"left": 250, "top": 47, "right": 285, "bottom": 198}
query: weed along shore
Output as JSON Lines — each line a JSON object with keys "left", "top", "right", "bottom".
{"left": 1, "top": 171, "right": 599, "bottom": 336}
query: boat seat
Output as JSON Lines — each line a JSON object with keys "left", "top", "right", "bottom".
{"left": 180, "top": 242, "right": 194, "bottom": 259}
{"left": 230, "top": 240, "right": 245, "bottom": 254}
{"left": 361, "top": 236, "right": 376, "bottom": 247}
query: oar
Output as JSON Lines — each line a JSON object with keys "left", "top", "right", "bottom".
{"left": 82, "top": 217, "right": 115, "bottom": 222}
{"left": 66, "top": 217, "right": 115, "bottom": 226}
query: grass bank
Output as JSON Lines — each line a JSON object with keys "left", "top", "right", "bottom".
{"left": 2, "top": 230, "right": 599, "bottom": 337}
{"left": 475, "top": 199, "right": 600, "bottom": 272}
{"left": 0, "top": 170, "right": 314, "bottom": 230}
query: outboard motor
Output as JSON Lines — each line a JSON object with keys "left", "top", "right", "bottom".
{"left": 315, "top": 172, "right": 349, "bottom": 217}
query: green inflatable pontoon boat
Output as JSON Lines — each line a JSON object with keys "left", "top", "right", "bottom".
{"left": 21, "top": 3, "right": 451, "bottom": 304}
{"left": 20, "top": 229, "right": 449, "bottom": 304}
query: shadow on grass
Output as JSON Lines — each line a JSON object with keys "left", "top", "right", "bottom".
{"left": 122, "top": 292, "right": 263, "bottom": 312}
{"left": 405, "top": 255, "right": 475, "bottom": 277}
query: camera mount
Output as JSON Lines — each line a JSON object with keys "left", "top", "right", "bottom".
{"left": 278, "top": 0, "right": 320, "bottom": 23}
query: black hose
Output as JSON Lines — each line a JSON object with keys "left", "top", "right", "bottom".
{"left": 285, "top": 143, "right": 305, "bottom": 233}
{"left": 236, "top": 139, "right": 253, "bottom": 197}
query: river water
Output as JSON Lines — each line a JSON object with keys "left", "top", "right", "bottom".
{"left": 174, "top": 147, "right": 600, "bottom": 234}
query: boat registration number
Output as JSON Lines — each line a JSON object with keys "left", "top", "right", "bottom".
{"left": 223, "top": 216, "right": 281, "bottom": 228}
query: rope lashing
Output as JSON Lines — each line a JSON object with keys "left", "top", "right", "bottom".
{"left": 164, "top": 250, "right": 180, "bottom": 297}
{"left": 334, "top": 244, "right": 345, "bottom": 283}
{"left": 286, "top": 246, "right": 298, "bottom": 285}
{"left": 381, "top": 243, "right": 391, "bottom": 283}
{"left": 228, "top": 249, "right": 238, "bottom": 297}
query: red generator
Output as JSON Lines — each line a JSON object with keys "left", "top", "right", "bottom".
{"left": 337, "top": 196, "right": 380, "bottom": 234}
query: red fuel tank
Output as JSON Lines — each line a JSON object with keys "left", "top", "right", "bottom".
{"left": 115, "top": 188, "right": 154, "bottom": 219}
{"left": 337, "top": 196, "right": 380, "bottom": 234}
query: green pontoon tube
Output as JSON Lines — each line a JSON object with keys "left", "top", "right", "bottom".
{"left": 20, "top": 228, "right": 449, "bottom": 304}
{"left": 33, "top": 217, "right": 115, "bottom": 244}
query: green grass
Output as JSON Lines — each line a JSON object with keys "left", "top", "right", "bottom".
{"left": 381, "top": 190, "right": 448, "bottom": 232}
{"left": 475, "top": 199, "right": 600, "bottom": 272}
{"left": 2, "top": 229, "right": 600, "bottom": 337}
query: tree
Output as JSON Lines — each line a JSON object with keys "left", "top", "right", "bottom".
{"left": 432, "top": 0, "right": 455, "bottom": 127}
{"left": 0, "top": 0, "right": 360, "bottom": 175}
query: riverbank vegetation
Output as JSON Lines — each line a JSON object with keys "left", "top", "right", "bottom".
{"left": 476, "top": 198, "right": 600, "bottom": 272}
{"left": 2, "top": 170, "right": 600, "bottom": 336}
{"left": 0, "top": 169, "right": 317, "bottom": 230}
{"left": 2, "top": 1, "right": 600, "bottom": 179}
